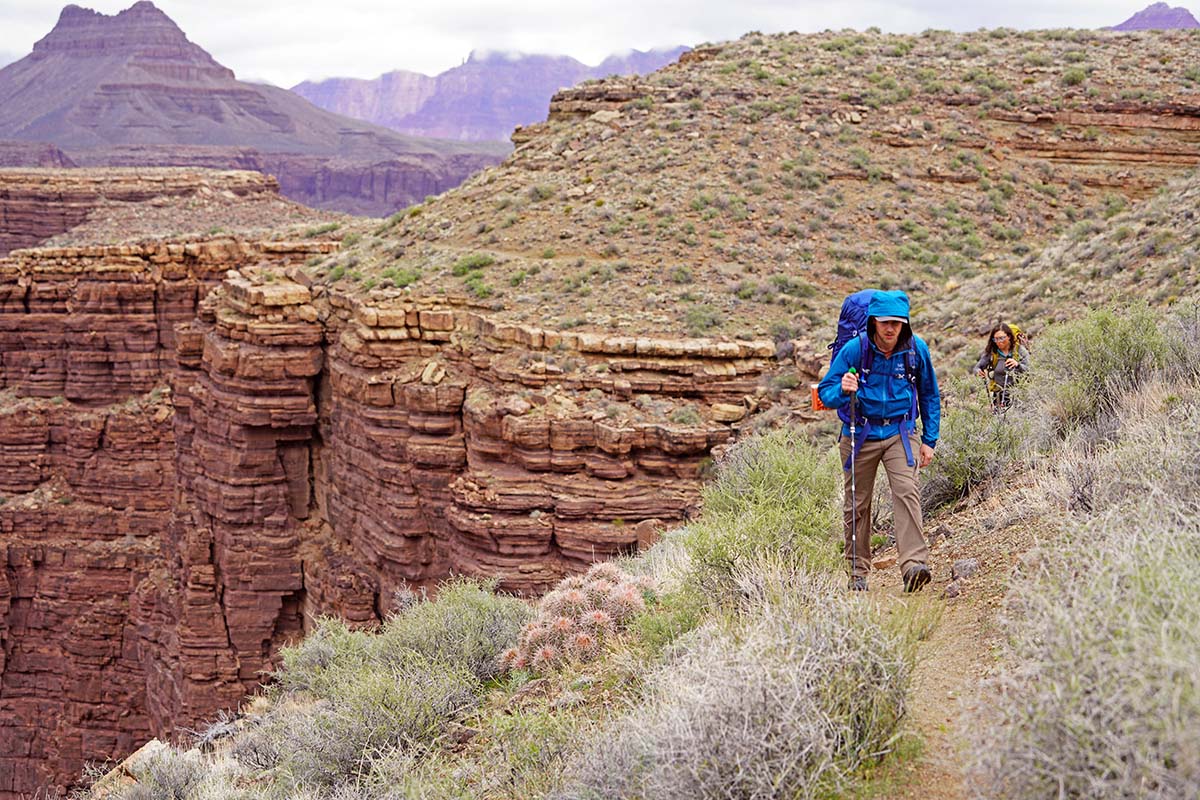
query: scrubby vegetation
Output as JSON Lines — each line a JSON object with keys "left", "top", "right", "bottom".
{"left": 81, "top": 308, "right": 1200, "bottom": 799}
{"left": 89, "top": 429, "right": 924, "bottom": 800}
{"left": 963, "top": 305, "right": 1200, "bottom": 798}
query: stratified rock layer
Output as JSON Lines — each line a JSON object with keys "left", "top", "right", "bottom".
{"left": 0, "top": 242, "right": 776, "bottom": 797}
{"left": 0, "top": 238, "right": 334, "bottom": 797}
{"left": 0, "top": 168, "right": 277, "bottom": 256}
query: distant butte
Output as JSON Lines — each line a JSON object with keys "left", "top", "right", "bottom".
{"left": 0, "top": 2, "right": 507, "bottom": 215}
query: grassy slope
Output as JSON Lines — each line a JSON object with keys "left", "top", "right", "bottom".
{"left": 300, "top": 27, "right": 1199, "bottom": 352}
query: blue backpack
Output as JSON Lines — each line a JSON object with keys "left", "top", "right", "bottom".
{"left": 828, "top": 289, "right": 921, "bottom": 464}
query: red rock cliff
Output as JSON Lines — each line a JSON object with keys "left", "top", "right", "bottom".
{"left": 0, "top": 242, "right": 784, "bottom": 797}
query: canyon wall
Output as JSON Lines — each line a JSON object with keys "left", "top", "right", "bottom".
{"left": 0, "top": 241, "right": 783, "bottom": 797}
{"left": 0, "top": 239, "right": 335, "bottom": 796}
{"left": 0, "top": 169, "right": 279, "bottom": 257}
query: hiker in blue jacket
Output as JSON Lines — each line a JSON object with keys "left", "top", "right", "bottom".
{"left": 818, "top": 290, "right": 941, "bottom": 592}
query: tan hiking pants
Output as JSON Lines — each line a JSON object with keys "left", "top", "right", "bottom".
{"left": 838, "top": 433, "right": 929, "bottom": 578}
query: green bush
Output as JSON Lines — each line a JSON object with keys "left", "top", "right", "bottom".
{"left": 1026, "top": 305, "right": 1167, "bottom": 435}
{"left": 1061, "top": 67, "right": 1086, "bottom": 86}
{"left": 684, "top": 305, "right": 723, "bottom": 334}
{"left": 681, "top": 428, "right": 841, "bottom": 601}
{"left": 920, "top": 375, "right": 1029, "bottom": 511}
{"left": 277, "top": 652, "right": 479, "bottom": 791}
{"left": 276, "top": 617, "right": 373, "bottom": 698}
{"left": 375, "top": 578, "right": 531, "bottom": 682}
{"left": 452, "top": 253, "right": 496, "bottom": 275}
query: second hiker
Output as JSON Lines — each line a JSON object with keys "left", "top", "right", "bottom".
{"left": 818, "top": 290, "right": 941, "bottom": 592}
{"left": 974, "top": 322, "right": 1029, "bottom": 411}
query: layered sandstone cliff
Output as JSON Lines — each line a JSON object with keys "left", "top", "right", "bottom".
{"left": 0, "top": 240, "right": 785, "bottom": 796}
{"left": 0, "top": 168, "right": 279, "bottom": 256}
{"left": 0, "top": 239, "right": 336, "bottom": 796}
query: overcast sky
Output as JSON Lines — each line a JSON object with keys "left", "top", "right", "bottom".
{"left": 0, "top": 0, "right": 1166, "bottom": 87}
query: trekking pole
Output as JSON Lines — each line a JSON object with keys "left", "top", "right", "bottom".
{"left": 847, "top": 367, "right": 858, "bottom": 582}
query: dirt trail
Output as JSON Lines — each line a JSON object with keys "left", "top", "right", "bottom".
{"left": 865, "top": 502, "right": 1041, "bottom": 800}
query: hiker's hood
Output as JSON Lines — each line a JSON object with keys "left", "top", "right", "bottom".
{"left": 867, "top": 290, "right": 913, "bottom": 345}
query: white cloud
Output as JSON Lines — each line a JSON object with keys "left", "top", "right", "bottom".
{"left": 0, "top": 0, "right": 1168, "bottom": 86}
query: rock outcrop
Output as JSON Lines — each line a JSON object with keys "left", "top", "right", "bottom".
{"left": 0, "top": 168, "right": 278, "bottom": 256}
{"left": 0, "top": 238, "right": 335, "bottom": 797}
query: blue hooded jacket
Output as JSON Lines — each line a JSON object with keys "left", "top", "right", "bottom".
{"left": 817, "top": 290, "right": 941, "bottom": 448}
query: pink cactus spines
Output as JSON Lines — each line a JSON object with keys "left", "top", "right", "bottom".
{"left": 561, "top": 588, "right": 589, "bottom": 616}
{"left": 580, "top": 608, "right": 615, "bottom": 633}
{"left": 604, "top": 584, "right": 647, "bottom": 623}
{"left": 585, "top": 561, "right": 626, "bottom": 583}
{"left": 531, "top": 644, "right": 560, "bottom": 671}
{"left": 499, "top": 647, "right": 520, "bottom": 669}
{"left": 521, "top": 622, "right": 550, "bottom": 649}
{"left": 561, "top": 575, "right": 586, "bottom": 590}
{"left": 538, "top": 589, "right": 567, "bottom": 617}
{"left": 551, "top": 615, "right": 575, "bottom": 637}
{"left": 569, "top": 630, "right": 600, "bottom": 661}
{"left": 584, "top": 579, "right": 615, "bottom": 604}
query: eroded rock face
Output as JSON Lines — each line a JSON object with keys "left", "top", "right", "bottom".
{"left": 0, "top": 239, "right": 335, "bottom": 797}
{"left": 0, "top": 169, "right": 278, "bottom": 256}
{"left": 0, "top": 251, "right": 783, "bottom": 796}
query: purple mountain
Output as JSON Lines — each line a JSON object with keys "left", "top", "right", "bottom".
{"left": 0, "top": 2, "right": 507, "bottom": 215}
{"left": 1109, "top": 2, "right": 1200, "bottom": 29}
{"left": 292, "top": 47, "right": 689, "bottom": 142}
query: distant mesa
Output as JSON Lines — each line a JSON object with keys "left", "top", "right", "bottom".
{"left": 0, "top": 2, "right": 507, "bottom": 216}
{"left": 1109, "top": 2, "right": 1200, "bottom": 29}
{"left": 291, "top": 46, "right": 689, "bottom": 142}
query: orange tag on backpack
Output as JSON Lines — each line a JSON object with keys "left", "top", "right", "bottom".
{"left": 811, "top": 383, "right": 828, "bottom": 411}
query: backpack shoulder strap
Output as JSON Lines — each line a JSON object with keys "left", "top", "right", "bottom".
{"left": 857, "top": 330, "right": 874, "bottom": 376}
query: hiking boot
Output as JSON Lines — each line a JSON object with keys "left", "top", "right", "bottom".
{"left": 903, "top": 565, "right": 931, "bottom": 593}
{"left": 848, "top": 576, "right": 868, "bottom": 592}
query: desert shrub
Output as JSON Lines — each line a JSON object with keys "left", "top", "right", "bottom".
{"left": 1024, "top": 305, "right": 1167, "bottom": 435}
{"left": 1040, "top": 379, "right": 1200, "bottom": 517}
{"left": 451, "top": 252, "right": 495, "bottom": 275}
{"left": 920, "top": 375, "right": 1030, "bottom": 511}
{"left": 680, "top": 428, "right": 841, "bottom": 602}
{"left": 276, "top": 617, "right": 373, "bottom": 697}
{"left": 968, "top": 503, "right": 1200, "bottom": 798}
{"left": 557, "top": 563, "right": 911, "bottom": 799}
{"left": 668, "top": 405, "right": 702, "bottom": 425}
{"left": 101, "top": 747, "right": 253, "bottom": 800}
{"left": 375, "top": 705, "right": 590, "bottom": 800}
{"left": 375, "top": 578, "right": 531, "bottom": 682}
{"left": 108, "top": 749, "right": 205, "bottom": 800}
{"left": 276, "top": 652, "right": 479, "bottom": 791}
{"left": 1162, "top": 301, "right": 1200, "bottom": 381}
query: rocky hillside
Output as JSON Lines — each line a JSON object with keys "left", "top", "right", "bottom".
{"left": 2, "top": 25, "right": 1200, "bottom": 799}
{"left": 307, "top": 26, "right": 1200, "bottom": 358}
{"left": 292, "top": 48, "right": 688, "bottom": 142}
{"left": 0, "top": 2, "right": 507, "bottom": 216}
